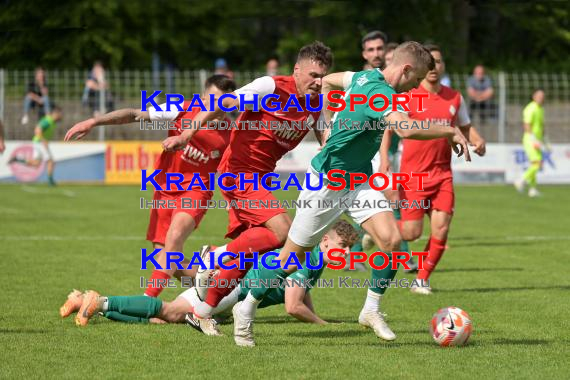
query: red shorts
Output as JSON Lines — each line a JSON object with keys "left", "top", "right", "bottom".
{"left": 221, "top": 175, "right": 287, "bottom": 239}
{"left": 146, "top": 189, "right": 213, "bottom": 245}
{"left": 399, "top": 177, "right": 454, "bottom": 221}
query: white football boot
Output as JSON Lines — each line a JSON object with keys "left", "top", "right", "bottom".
{"left": 514, "top": 178, "right": 526, "bottom": 193}
{"left": 410, "top": 282, "right": 433, "bottom": 295}
{"left": 185, "top": 313, "right": 222, "bottom": 336}
{"left": 528, "top": 187, "right": 541, "bottom": 198}
{"left": 232, "top": 302, "right": 255, "bottom": 347}
{"left": 195, "top": 245, "right": 215, "bottom": 300}
{"left": 358, "top": 310, "right": 396, "bottom": 341}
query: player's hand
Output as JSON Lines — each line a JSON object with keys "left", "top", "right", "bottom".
{"left": 379, "top": 160, "right": 391, "bottom": 175}
{"left": 470, "top": 137, "right": 486, "bottom": 156}
{"left": 65, "top": 119, "right": 96, "bottom": 141}
{"left": 162, "top": 135, "right": 187, "bottom": 151}
{"left": 448, "top": 128, "right": 471, "bottom": 162}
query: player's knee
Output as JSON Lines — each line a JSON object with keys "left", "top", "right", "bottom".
{"left": 433, "top": 224, "right": 450, "bottom": 239}
{"left": 376, "top": 233, "right": 401, "bottom": 252}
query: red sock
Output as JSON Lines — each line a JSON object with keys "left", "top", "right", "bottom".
{"left": 144, "top": 270, "right": 171, "bottom": 297}
{"left": 205, "top": 257, "right": 254, "bottom": 307}
{"left": 226, "top": 226, "right": 281, "bottom": 254}
{"left": 417, "top": 236, "right": 447, "bottom": 281}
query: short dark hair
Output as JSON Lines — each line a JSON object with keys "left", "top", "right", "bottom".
{"left": 424, "top": 44, "right": 442, "bottom": 54}
{"left": 361, "top": 30, "right": 388, "bottom": 49}
{"left": 204, "top": 75, "right": 236, "bottom": 93}
{"left": 330, "top": 220, "right": 359, "bottom": 247}
{"left": 393, "top": 41, "right": 435, "bottom": 71}
{"left": 51, "top": 105, "right": 62, "bottom": 113}
{"left": 297, "top": 41, "right": 333, "bottom": 69}
{"left": 385, "top": 42, "right": 399, "bottom": 53}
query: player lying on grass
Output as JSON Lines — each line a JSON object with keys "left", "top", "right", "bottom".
{"left": 230, "top": 41, "right": 471, "bottom": 347}
{"left": 64, "top": 75, "right": 236, "bottom": 297}
{"left": 59, "top": 221, "right": 358, "bottom": 332}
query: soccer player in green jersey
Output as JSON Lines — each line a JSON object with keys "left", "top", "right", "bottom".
{"left": 515, "top": 89, "right": 547, "bottom": 197}
{"left": 10, "top": 107, "right": 62, "bottom": 186}
{"left": 61, "top": 221, "right": 357, "bottom": 331}
{"left": 232, "top": 41, "right": 471, "bottom": 347}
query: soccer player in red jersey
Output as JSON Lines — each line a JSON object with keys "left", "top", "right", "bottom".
{"left": 397, "top": 45, "right": 486, "bottom": 294}
{"left": 64, "top": 75, "right": 236, "bottom": 298}
{"left": 161, "top": 41, "right": 333, "bottom": 322}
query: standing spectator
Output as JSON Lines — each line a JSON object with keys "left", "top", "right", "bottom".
{"left": 21, "top": 67, "right": 50, "bottom": 125}
{"left": 265, "top": 58, "right": 280, "bottom": 76}
{"left": 467, "top": 65, "right": 494, "bottom": 123}
{"left": 361, "top": 30, "right": 387, "bottom": 70}
{"left": 214, "top": 58, "right": 234, "bottom": 80}
{"left": 82, "top": 61, "right": 114, "bottom": 117}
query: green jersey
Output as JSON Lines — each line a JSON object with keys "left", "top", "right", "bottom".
{"left": 312, "top": 69, "right": 401, "bottom": 177}
{"left": 240, "top": 245, "right": 325, "bottom": 308}
{"left": 33, "top": 115, "right": 57, "bottom": 142}
{"left": 522, "top": 101, "right": 544, "bottom": 141}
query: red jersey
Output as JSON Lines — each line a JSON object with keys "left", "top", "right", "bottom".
{"left": 218, "top": 75, "right": 321, "bottom": 174}
{"left": 150, "top": 102, "right": 231, "bottom": 190}
{"left": 400, "top": 85, "right": 470, "bottom": 179}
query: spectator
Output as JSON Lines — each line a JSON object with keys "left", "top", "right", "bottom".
{"left": 383, "top": 42, "right": 399, "bottom": 68}
{"left": 467, "top": 65, "right": 495, "bottom": 123}
{"left": 361, "top": 30, "right": 388, "bottom": 70}
{"left": 0, "top": 119, "right": 5, "bottom": 153}
{"left": 82, "top": 61, "right": 115, "bottom": 117}
{"left": 214, "top": 58, "right": 234, "bottom": 79}
{"left": 21, "top": 67, "right": 50, "bottom": 125}
{"left": 266, "top": 58, "right": 280, "bottom": 76}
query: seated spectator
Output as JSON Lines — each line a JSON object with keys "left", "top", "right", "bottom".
{"left": 467, "top": 65, "right": 495, "bottom": 122}
{"left": 82, "top": 61, "right": 115, "bottom": 117}
{"left": 21, "top": 67, "right": 50, "bottom": 125}
{"left": 214, "top": 58, "right": 234, "bottom": 80}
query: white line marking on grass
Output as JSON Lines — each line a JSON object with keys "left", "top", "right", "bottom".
{"left": 20, "top": 185, "right": 76, "bottom": 198}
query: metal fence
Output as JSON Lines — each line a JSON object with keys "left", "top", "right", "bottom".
{"left": 1, "top": 69, "right": 569, "bottom": 143}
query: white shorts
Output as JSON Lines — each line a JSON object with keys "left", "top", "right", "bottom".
{"left": 288, "top": 166, "right": 392, "bottom": 247}
{"left": 32, "top": 142, "right": 52, "bottom": 161}
{"left": 371, "top": 150, "right": 401, "bottom": 175}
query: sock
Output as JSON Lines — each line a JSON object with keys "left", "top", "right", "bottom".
{"left": 523, "top": 162, "right": 540, "bottom": 188}
{"left": 212, "top": 287, "right": 241, "bottom": 315}
{"left": 362, "top": 289, "right": 382, "bottom": 313}
{"left": 144, "top": 270, "right": 171, "bottom": 297}
{"left": 203, "top": 256, "right": 255, "bottom": 313}
{"left": 104, "top": 311, "right": 149, "bottom": 324}
{"left": 226, "top": 227, "right": 281, "bottom": 255}
{"left": 239, "top": 292, "right": 261, "bottom": 319}
{"left": 107, "top": 296, "right": 163, "bottom": 319}
{"left": 101, "top": 297, "right": 109, "bottom": 312}
{"left": 370, "top": 251, "right": 398, "bottom": 295}
{"left": 417, "top": 236, "right": 447, "bottom": 281}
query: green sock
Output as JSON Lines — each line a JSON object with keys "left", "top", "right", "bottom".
{"left": 400, "top": 239, "right": 409, "bottom": 254}
{"left": 370, "top": 252, "right": 398, "bottom": 295}
{"left": 523, "top": 163, "right": 540, "bottom": 187}
{"left": 104, "top": 311, "right": 149, "bottom": 324}
{"left": 107, "top": 296, "right": 162, "bottom": 319}
{"left": 250, "top": 266, "right": 288, "bottom": 300}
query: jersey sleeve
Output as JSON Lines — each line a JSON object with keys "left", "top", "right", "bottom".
{"left": 234, "top": 76, "right": 276, "bottom": 110}
{"left": 148, "top": 103, "right": 181, "bottom": 121}
{"left": 342, "top": 71, "right": 355, "bottom": 89}
{"left": 456, "top": 95, "right": 471, "bottom": 127}
{"left": 365, "top": 87, "right": 407, "bottom": 121}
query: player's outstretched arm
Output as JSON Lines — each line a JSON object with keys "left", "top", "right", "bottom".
{"left": 386, "top": 111, "right": 471, "bottom": 161}
{"left": 284, "top": 282, "right": 327, "bottom": 325}
{"left": 379, "top": 128, "right": 392, "bottom": 174}
{"left": 64, "top": 108, "right": 150, "bottom": 141}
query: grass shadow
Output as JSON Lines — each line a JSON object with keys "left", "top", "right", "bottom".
{"left": 438, "top": 285, "right": 570, "bottom": 293}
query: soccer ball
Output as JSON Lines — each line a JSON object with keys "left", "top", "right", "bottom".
{"left": 430, "top": 306, "right": 472, "bottom": 347}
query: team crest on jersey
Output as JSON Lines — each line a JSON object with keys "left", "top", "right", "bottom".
{"left": 210, "top": 150, "right": 220, "bottom": 159}
{"left": 357, "top": 75, "right": 369, "bottom": 86}
{"left": 449, "top": 105, "right": 457, "bottom": 116}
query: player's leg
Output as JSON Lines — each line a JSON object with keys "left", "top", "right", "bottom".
{"left": 524, "top": 160, "right": 542, "bottom": 197}
{"left": 75, "top": 291, "right": 163, "bottom": 326}
{"left": 414, "top": 209, "right": 452, "bottom": 292}
{"left": 517, "top": 135, "right": 543, "bottom": 196}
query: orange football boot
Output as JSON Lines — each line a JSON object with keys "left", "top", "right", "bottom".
{"left": 59, "top": 289, "right": 84, "bottom": 318}
{"left": 75, "top": 290, "right": 101, "bottom": 326}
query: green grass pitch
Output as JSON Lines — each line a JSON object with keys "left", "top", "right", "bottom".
{"left": 0, "top": 184, "right": 568, "bottom": 379}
